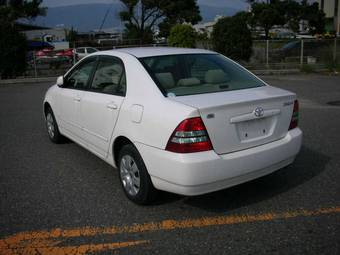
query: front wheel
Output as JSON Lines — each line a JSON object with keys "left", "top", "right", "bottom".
{"left": 118, "top": 144, "right": 157, "bottom": 205}
{"left": 45, "top": 107, "right": 64, "bottom": 143}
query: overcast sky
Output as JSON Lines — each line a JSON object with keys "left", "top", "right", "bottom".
{"left": 42, "top": 0, "right": 248, "bottom": 8}
{"left": 42, "top": 0, "right": 119, "bottom": 7}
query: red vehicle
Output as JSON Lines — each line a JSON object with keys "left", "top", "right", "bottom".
{"left": 33, "top": 48, "right": 73, "bottom": 65}
{"left": 35, "top": 48, "right": 54, "bottom": 58}
{"left": 55, "top": 48, "right": 74, "bottom": 59}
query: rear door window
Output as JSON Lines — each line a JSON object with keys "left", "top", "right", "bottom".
{"left": 89, "top": 56, "right": 126, "bottom": 96}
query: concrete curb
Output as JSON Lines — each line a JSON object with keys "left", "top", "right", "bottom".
{"left": 251, "top": 69, "right": 301, "bottom": 75}
{"left": 0, "top": 77, "right": 57, "bottom": 85}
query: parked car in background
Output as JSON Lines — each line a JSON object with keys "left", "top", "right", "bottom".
{"left": 278, "top": 39, "right": 331, "bottom": 61}
{"left": 272, "top": 31, "right": 295, "bottom": 39}
{"left": 43, "top": 47, "right": 302, "bottom": 204}
{"left": 33, "top": 48, "right": 73, "bottom": 65}
{"left": 35, "top": 48, "right": 54, "bottom": 59}
{"left": 55, "top": 48, "right": 74, "bottom": 60}
{"left": 74, "top": 47, "right": 99, "bottom": 60}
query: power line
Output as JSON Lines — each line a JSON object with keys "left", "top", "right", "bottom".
{"left": 99, "top": 2, "right": 114, "bottom": 32}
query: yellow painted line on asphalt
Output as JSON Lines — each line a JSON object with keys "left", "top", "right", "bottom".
{"left": 1, "top": 206, "right": 339, "bottom": 255}
{"left": 0, "top": 240, "right": 149, "bottom": 255}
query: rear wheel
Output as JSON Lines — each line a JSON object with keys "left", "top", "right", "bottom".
{"left": 45, "top": 107, "right": 64, "bottom": 143}
{"left": 118, "top": 144, "right": 157, "bottom": 205}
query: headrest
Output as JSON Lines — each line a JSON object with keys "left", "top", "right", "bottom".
{"left": 205, "top": 69, "right": 229, "bottom": 84}
{"left": 177, "top": 78, "right": 200, "bottom": 87}
{"left": 155, "top": 72, "right": 175, "bottom": 89}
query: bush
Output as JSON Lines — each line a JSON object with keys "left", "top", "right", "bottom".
{"left": 212, "top": 13, "right": 252, "bottom": 61}
{"left": 0, "top": 23, "right": 27, "bottom": 79}
{"left": 168, "top": 24, "right": 196, "bottom": 48}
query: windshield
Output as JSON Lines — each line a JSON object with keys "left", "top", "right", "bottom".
{"left": 139, "top": 54, "right": 265, "bottom": 97}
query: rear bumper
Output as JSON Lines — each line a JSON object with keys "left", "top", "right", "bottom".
{"left": 135, "top": 128, "right": 302, "bottom": 196}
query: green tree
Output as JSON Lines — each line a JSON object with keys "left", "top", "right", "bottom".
{"left": 0, "top": 24, "right": 26, "bottom": 78}
{"left": 248, "top": 0, "right": 325, "bottom": 36}
{"left": 280, "top": 0, "right": 325, "bottom": 35}
{"left": 300, "top": 1, "right": 325, "bottom": 34}
{"left": 250, "top": 2, "right": 285, "bottom": 39}
{"left": 282, "top": 1, "right": 301, "bottom": 33}
{"left": 157, "top": 0, "right": 201, "bottom": 38}
{"left": 212, "top": 13, "right": 253, "bottom": 61}
{"left": 0, "top": 0, "right": 45, "bottom": 78}
{"left": 168, "top": 24, "right": 196, "bottom": 48}
{"left": 0, "top": 0, "right": 46, "bottom": 23}
{"left": 119, "top": 0, "right": 201, "bottom": 43}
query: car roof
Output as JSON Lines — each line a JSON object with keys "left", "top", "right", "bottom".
{"left": 108, "top": 47, "right": 215, "bottom": 58}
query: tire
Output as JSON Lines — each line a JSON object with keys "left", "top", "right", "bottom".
{"left": 45, "top": 107, "right": 64, "bottom": 144}
{"left": 118, "top": 144, "right": 157, "bottom": 205}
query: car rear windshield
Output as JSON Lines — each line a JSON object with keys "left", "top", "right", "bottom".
{"left": 139, "top": 54, "right": 265, "bottom": 97}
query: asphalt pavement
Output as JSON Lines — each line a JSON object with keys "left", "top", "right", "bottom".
{"left": 0, "top": 74, "right": 339, "bottom": 255}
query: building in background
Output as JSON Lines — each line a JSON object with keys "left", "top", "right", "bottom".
{"left": 76, "top": 27, "right": 124, "bottom": 47}
{"left": 317, "top": 0, "right": 340, "bottom": 34}
{"left": 19, "top": 24, "right": 70, "bottom": 50}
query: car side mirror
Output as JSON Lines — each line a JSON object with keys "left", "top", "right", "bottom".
{"left": 56, "top": 76, "right": 64, "bottom": 87}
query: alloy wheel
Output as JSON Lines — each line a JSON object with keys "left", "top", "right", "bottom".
{"left": 46, "top": 113, "right": 55, "bottom": 138}
{"left": 120, "top": 155, "right": 141, "bottom": 196}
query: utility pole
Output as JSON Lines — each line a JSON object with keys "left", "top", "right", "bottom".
{"left": 335, "top": 0, "right": 339, "bottom": 35}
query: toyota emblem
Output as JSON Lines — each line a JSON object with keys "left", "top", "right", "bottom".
{"left": 254, "top": 107, "right": 264, "bottom": 118}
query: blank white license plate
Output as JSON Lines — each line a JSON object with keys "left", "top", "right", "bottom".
{"left": 237, "top": 117, "right": 271, "bottom": 141}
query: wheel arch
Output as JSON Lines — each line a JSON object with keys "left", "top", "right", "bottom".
{"left": 43, "top": 102, "right": 52, "bottom": 117}
{"left": 113, "top": 136, "right": 134, "bottom": 167}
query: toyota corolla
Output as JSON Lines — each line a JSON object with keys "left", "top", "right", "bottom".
{"left": 43, "top": 47, "right": 302, "bottom": 204}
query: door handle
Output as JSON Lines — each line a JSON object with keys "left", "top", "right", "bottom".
{"left": 73, "top": 96, "right": 81, "bottom": 102}
{"left": 107, "top": 102, "right": 118, "bottom": 110}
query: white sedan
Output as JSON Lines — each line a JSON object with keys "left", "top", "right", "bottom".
{"left": 74, "top": 47, "right": 99, "bottom": 60}
{"left": 43, "top": 47, "right": 302, "bottom": 204}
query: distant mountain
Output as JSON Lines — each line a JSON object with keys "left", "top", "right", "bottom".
{"left": 42, "top": 0, "right": 121, "bottom": 8}
{"left": 31, "top": 2, "right": 247, "bottom": 32}
{"left": 33, "top": 3, "right": 124, "bottom": 32}
{"left": 200, "top": 4, "right": 241, "bottom": 21}
{"left": 198, "top": 0, "right": 248, "bottom": 10}
{"left": 41, "top": 0, "right": 248, "bottom": 9}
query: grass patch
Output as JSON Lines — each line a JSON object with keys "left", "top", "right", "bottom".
{"left": 300, "top": 64, "right": 316, "bottom": 73}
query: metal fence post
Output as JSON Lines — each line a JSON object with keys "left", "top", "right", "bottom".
{"left": 33, "top": 50, "right": 37, "bottom": 78}
{"left": 266, "top": 40, "right": 269, "bottom": 67}
{"left": 73, "top": 42, "right": 76, "bottom": 65}
{"left": 334, "top": 37, "right": 337, "bottom": 64}
{"left": 300, "top": 39, "right": 304, "bottom": 66}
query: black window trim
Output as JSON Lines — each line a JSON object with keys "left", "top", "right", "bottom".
{"left": 138, "top": 57, "right": 167, "bottom": 96}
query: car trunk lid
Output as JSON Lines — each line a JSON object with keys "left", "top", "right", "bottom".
{"left": 169, "top": 86, "right": 296, "bottom": 155}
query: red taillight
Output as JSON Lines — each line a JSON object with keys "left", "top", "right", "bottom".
{"left": 165, "top": 117, "right": 213, "bottom": 153}
{"left": 289, "top": 100, "right": 299, "bottom": 130}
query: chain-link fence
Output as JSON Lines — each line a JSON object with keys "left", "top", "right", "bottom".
{"left": 23, "top": 38, "right": 340, "bottom": 78}
{"left": 244, "top": 38, "right": 340, "bottom": 71}
{"left": 24, "top": 39, "right": 167, "bottom": 78}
